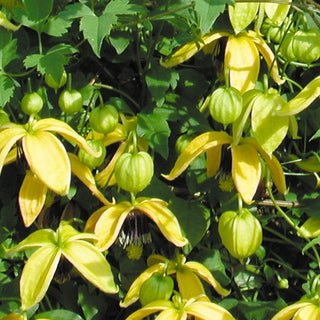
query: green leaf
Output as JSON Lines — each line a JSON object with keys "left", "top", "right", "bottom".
{"left": 41, "top": 16, "right": 73, "bottom": 36}
{"left": 0, "top": 74, "right": 15, "bottom": 106}
{"left": 58, "top": 3, "right": 94, "bottom": 20}
{"left": 194, "top": 0, "right": 227, "bottom": 34}
{"left": 109, "top": 31, "right": 132, "bottom": 55}
{"left": 137, "top": 112, "right": 171, "bottom": 159}
{"left": 23, "top": 0, "right": 53, "bottom": 21}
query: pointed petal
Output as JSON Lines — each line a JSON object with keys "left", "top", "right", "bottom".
{"left": 161, "top": 32, "right": 229, "bottom": 68}
{"left": 125, "top": 300, "right": 173, "bottom": 320}
{"left": 271, "top": 301, "right": 312, "bottom": 320}
{"left": 206, "top": 145, "right": 222, "bottom": 177}
{"left": 94, "top": 202, "right": 132, "bottom": 251}
{"left": 276, "top": 75, "right": 320, "bottom": 116}
{"left": 184, "top": 261, "right": 230, "bottom": 296}
{"left": 33, "top": 118, "right": 100, "bottom": 157}
{"left": 68, "top": 153, "right": 112, "bottom": 206}
{"left": 20, "top": 246, "right": 61, "bottom": 310}
{"left": 120, "top": 263, "right": 166, "bottom": 307}
{"left": 163, "top": 132, "right": 232, "bottom": 180}
{"left": 4, "top": 148, "right": 18, "bottom": 165}
{"left": 23, "top": 131, "right": 70, "bottom": 195}
{"left": 231, "top": 143, "right": 261, "bottom": 204}
{"left": 136, "top": 200, "right": 188, "bottom": 247}
{"left": 299, "top": 217, "right": 320, "bottom": 238}
{"left": 185, "top": 301, "right": 236, "bottom": 320}
{"left": 62, "top": 240, "right": 118, "bottom": 294}
{"left": 102, "top": 124, "right": 127, "bottom": 146}
{"left": 245, "top": 137, "right": 287, "bottom": 194}
{"left": 0, "top": 126, "right": 26, "bottom": 174}
{"left": 156, "top": 309, "right": 183, "bottom": 320}
{"left": 265, "top": 0, "right": 292, "bottom": 26}
{"left": 84, "top": 206, "right": 110, "bottom": 233}
{"left": 247, "top": 30, "right": 285, "bottom": 85}
{"left": 176, "top": 267, "right": 206, "bottom": 300}
{"left": 19, "top": 171, "right": 48, "bottom": 227}
{"left": 6, "top": 229, "right": 56, "bottom": 255}
{"left": 96, "top": 141, "right": 128, "bottom": 187}
{"left": 293, "top": 304, "right": 320, "bottom": 320}
{"left": 225, "top": 34, "right": 260, "bottom": 93}
{"left": 0, "top": 314, "right": 24, "bottom": 320}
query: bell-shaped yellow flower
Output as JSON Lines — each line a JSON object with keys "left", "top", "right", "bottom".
{"left": 161, "top": 30, "right": 284, "bottom": 93}
{"left": 125, "top": 293, "right": 235, "bottom": 320}
{"left": 163, "top": 131, "right": 286, "bottom": 204}
{"left": 120, "top": 253, "right": 229, "bottom": 308}
{"left": 85, "top": 197, "right": 188, "bottom": 251}
{"left": 5, "top": 221, "right": 118, "bottom": 311}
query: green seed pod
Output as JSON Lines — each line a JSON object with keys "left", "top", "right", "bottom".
{"left": 280, "top": 32, "right": 296, "bottom": 61}
{"left": 89, "top": 104, "right": 119, "bottom": 134}
{"left": 208, "top": 86, "right": 243, "bottom": 126}
{"left": 139, "top": 272, "right": 174, "bottom": 306}
{"left": 78, "top": 139, "right": 106, "bottom": 169}
{"left": 218, "top": 208, "right": 262, "bottom": 261}
{"left": 21, "top": 92, "right": 44, "bottom": 115}
{"left": 114, "top": 151, "right": 154, "bottom": 193}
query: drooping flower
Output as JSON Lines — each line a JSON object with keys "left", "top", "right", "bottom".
{"left": 120, "top": 253, "right": 229, "bottom": 308}
{"left": 161, "top": 30, "right": 284, "bottom": 93}
{"left": 85, "top": 197, "right": 188, "bottom": 252}
{"left": 5, "top": 221, "right": 118, "bottom": 311}
{"left": 162, "top": 131, "right": 286, "bottom": 204}
{"left": 125, "top": 293, "right": 235, "bottom": 320}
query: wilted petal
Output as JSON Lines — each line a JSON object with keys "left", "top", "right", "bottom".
{"left": 184, "top": 261, "right": 230, "bottom": 297}
{"left": 94, "top": 202, "right": 132, "bottom": 251}
{"left": 276, "top": 75, "right": 320, "bottom": 116}
{"left": 62, "top": 240, "right": 118, "bottom": 294}
{"left": 161, "top": 32, "right": 229, "bottom": 68}
{"left": 185, "top": 300, "right": 236, "bottom": 320}
{"left": 19, "top": 171, "right": 48, "bottom": 227}
{"left": 136, "top": 199, "right": 188, "bottom": 247}
{"left": 23, "top": 131, "right": 71, "bottom": 195}
{"left": 271, "top": 301, "right": 313, "bottom": 320}
{"left": 120, "top": 263, "right": 166, "bottom": 307}
{"left": 33, "top": 118, "right": 100, "bottom": 157}
{"left": 206, "top": 145, "right": 222, "bottom": 177}
{"left": 20, "top": 246, "right": 61, "bottom": 310}
{"left": 248, "top": 30, "right": 285, "bottom": 86}
{"left": 68, "top": 153, "right": 112, "bottom": 206}
{"left": 163, "top": 132, "right": 232, "bottom": 180}
{"left": 0, "top": 126, "right": 26, "bottom": 174}
{"left": 125, "top": 300, "right": 173, "bottom": 320}
{"left": 225, "top": 34, "right": 259, "bottom": 93}
{"left": 231, "top": 143, "right": 261, "bottom": 204}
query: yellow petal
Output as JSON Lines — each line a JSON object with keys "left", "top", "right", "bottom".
{"left": 276, "top": 75, "right": 320, "bottom": 116}
{"left": 271, "top": 301, "right": 313, "bottom": 320}
{"left": 19, "top": 171, "right": 48, "bottom": 227}
{"left": 84, "top": 206, "right": 109, "bottom": 233}
{"left": 125, "top": 300, "right": 173, "bottom": 320}
{"left": 68, "top": 153, "right": 112, "bottom": 206}
{"left": 185, "top": 300, "right": 236, "bottom": 320}
{"left": 293, "top": 303, "right": 320, "bottom": 320}
{"left": 120, "top": 263, "right": 166, "bottom": 307}
{"left": 247, "top": 30, "right": 285, "bottom": 86}
{"left": 62, "top": 240, "right": 118, "bottom": 294}
{"left": 231, "top": 143, "right": 261, "bottom": 204}
{"left": 23, "top": 131, "right": 71, "bottom": 195}
{"left": 0, "top": 126, "right": 26, "bottom": 174}
{"left": 206, "top": 145, "right": 222, "bottom": 177}
{"left": 161, "top": 32, "right": 229, "bottom": 68}
{"left": 4, "top": 148, "right": 17, "bottom": 165}
{"left": 136, "top": 199, "right": 188, "bottom": 247}
{"left": 225, "top": 34, "right": 259, "bottom": 93}
{"left": 299, "top": 217, "right": 320, "bottom": 238}
{"left": 94, "top": 201, "right": 132, "bottom": 251}
{"left": 95, "top": 141, "right": 128, "bottom": 187}
{"left": 176, "top": 267, "right": 206, "bottom": 300}
{"left": 184, "top": 261, "right": 230, "bottom": 297}
{"left": 163, "top": 131, "right": 232, "bottom": 180}
{"left": 265, "top": 0, "right": 292, "bottom": 26}
{"left": 0, "top": 314, "right": 24, "bottom": 320}
{"left": 20, "top": 246, "right": 61, "bottom": 310}
{"left": 33, "top": 118, "right": 100, "bottom": 157}
{"left": 155, "top": 309, "right": 182, "bottom": 320}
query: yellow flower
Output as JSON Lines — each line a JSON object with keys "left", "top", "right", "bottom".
{"left": 85, "top": 197, "right": 188, "bottom": 251}
{"left": 125, "top": 294, "right": 236, "bottom": 320}
{"left": 5, "top": 221, "right": 118, "bottom": 311}
{"left": 271, "top": 300, "right": 320, "bottom": 320}
{"left": 120, "top": 253, "right": 229, "bottom": 307}
{"left": 161, "top": 30, "right": 284, "bottom": 93}
{"left": 163, "top": 131, "right": 286, "bottom": 204}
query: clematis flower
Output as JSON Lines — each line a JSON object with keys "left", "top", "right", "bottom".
{"left": 163, "top": 131, "right": 287, "bottom": 204}
{"left": 161, "top": 30, "right": 284, "bottom": 93}
{"left": 125, "top": 293, "right": 236, "bottom": 320}
{"left": 5, "top": 221, "right": 118, "bottom": 311}
{"left": 121, "top": 253, "right": 229, "bottom": 307}
{"left": 85, "top": 197, "right": 188, "bottom": 252}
